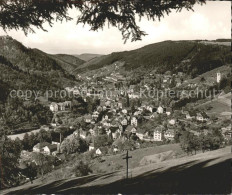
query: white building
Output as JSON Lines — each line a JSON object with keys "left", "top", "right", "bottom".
{"left": 168, "top": 119, "right": 176, "bottom": 125}
{"left": 96, "top": 148, "right": 102, "bottom": 156}
{"left": 121, "top": 118, "right": 128, "bottom": 126}
{"left": 50, "top": 102, "right": 58, "bottom": 112}
{"left": 131, "top": 117, "right": 138, "bottom": 127}
{"left": 89, "top": 143, "right": 95, "bottom": 151}
{"left": 136, "top": 133, "right": 144, "bottom": 140}
{"left": 146, "top": 106, "right": 153, "bottom": 113}
{"left": 154, "top": 129, "right": 162, "bottom": 141}
{"left": 43, "top": 144, "right": 58, "bottom": 155}
{"left": 157, "top": 106, "right": 164, "bottom": 114}
{"left": 122, "top": 109, "right": 127, "bottom": 114}
{"left": 217, "top": 72, "right": 221, "bottom": 83}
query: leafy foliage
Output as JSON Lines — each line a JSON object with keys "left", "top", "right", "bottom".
{"left": 0, "top": 0, "right": 205, "bottom": 42}
{"left": 23, "top": 162, "right": 37, "bottom": 184}
{"left": 93, "top": 135, "right": 110, "bottom": 148}
{"left": 71, "top": 97, "right": 88, "bottom": 115}
{"left": 33, "top": 152, "right": 55, "bottom": 178}
{"left": 0, "top": 98, "right": 53, "bottom": 132}
{"left": 72, "top": 160, "right": 92, "bottom": 177}
{"left": 0, "top": 136, "right": 22, "bottom": 188}
{"left": 0, "top": 37, "right": 78, "bottom": 91}
{"left": 179, "top": 129, "right": 224, "bottom": 155}
{"left": 50, "top": 54, "right": 85, "bottom": 73}
{"left": 60, "top": 134, "right": 88, "bottom": 154}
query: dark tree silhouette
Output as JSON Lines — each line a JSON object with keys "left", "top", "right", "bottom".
{"left": 0, "top": 0, "right": 205, "bottom": 42}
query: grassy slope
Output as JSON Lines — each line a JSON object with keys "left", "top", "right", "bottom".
{"left": 91, "top": 144, "right": 183, "bottom": 173}
{"left": 195, "top": 92, "right": 231, "bottom": 119}
{"left": 180, "top": 65, "right": 230, "bottom": 87}
{"left": 3, "top": 146, "right": 231, "bottom": 194}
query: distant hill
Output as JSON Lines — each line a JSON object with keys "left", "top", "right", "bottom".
{"left": 215, "top": 38, "right": 232, "bottom": 42}
{"left": 49, "top": 54, "right": 85, "bottom": 73}
{"left": 74, "top": 40, "right": 231, "bottom": 78}
{"left": 75, "top": 53, "right": 103, "bottom": 62}
{"left": 73, "top": 55, "right": 107, "bottom": 73}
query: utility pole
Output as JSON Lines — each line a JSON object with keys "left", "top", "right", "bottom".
{"left": 123, "top": 150, "right": 132, "bottom": 179}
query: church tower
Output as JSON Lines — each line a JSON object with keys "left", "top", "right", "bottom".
{"left": 216, "top": 72, "right": 221, "bottom": 83}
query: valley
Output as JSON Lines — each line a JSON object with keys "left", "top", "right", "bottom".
{"left": 0, "top": 36, "right": 231, "bottom": 193}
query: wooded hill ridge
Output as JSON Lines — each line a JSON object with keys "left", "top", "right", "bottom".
{"left": 74, "top": 40, "right": 231, "bottom": 78}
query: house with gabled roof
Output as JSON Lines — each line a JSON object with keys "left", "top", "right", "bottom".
{"left": 33, "top": 142, "right": 51, "bottom": 153}
{"left": 80, "top": 129, "right": 88, "bottom": 139}
{"left": 122, "top": 109, "right": 127, "bottom": 114}
{"left": 157, "top": 106, "right": 164, "bottom": 114}
{"left": 89, "top": 128, "right": 96, "bottom": 136}
{"left": 166, "top": 107, "right": 172, "bottom": 116}
{"left": 154, "top": 125, "right": 165, "bottom": 141}
{"left": 136, "top": 127, "right": 149, "bottom": 140}
{"left": 131, "top": 116, "right": 138, "bottom": 127}
{"left": 102, "top": 119, "right": 111, "bottom": 127}
{"left": 64, "top": 101, "right": 72, "bottom": 110}
{"left": 186, "top": 111, "right": 197, "bottom": 120}
{"left": 57, "top": 103, "right": 65, "bottom": 111}
{"left": 150, "top": 112, "right": 158, "bottom": 119}
{"left": 92, "top": 111, "right": 99, "bottom": 119}
{"left": 121, "top": 118, "right": 128, "bottom": 126}
{"left": 104, "top": 112, "right": 114, "bottom": 120}
{"left": 96, "top": 147, "right": 108, "bottom": 156}
{"left": 43, "top": 144, "right": 58, "bottom": 155}
{"left": 197, "top": 111, "right": 209, "bottom": 122}
{"left": 84, "top": 114, "right": 92, "bottom": 123}
{"left": 109, "top": 126, "right": 120, "bottom": 140}
{"left": 117, "top": 102, "right": 123, "bottom": 109}
{"left": 91, "top": 119, "right": 96, "bottom": 124}
{"left": 111, "top": 119, "right": 119, "bottom": 127}
{"left": 146, "top": 105, "right": 153, "bottom": 113}
{"left": 89, "top": 143, "right": 95, "bottom": 151}
{"left": 50, "top": 102, "right": 59, "bottom": 112}
{"left": 168, "top": 119, "right": 176, "bottom": 125}
{"left": 164, "top": 129, "right": 175, "bottom": 140}
{"left": 153, "top": 129, "right": 162, "bottom": 141}
{"left": 125, "top": 125, "right": 137, "bottom": 134}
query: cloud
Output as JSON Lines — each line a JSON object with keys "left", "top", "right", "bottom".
{"left": 0, "top": 1, "right": 230, "bottom": 54}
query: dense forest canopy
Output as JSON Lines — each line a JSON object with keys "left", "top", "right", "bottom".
{"left": 0, "top": 0, "right": 206, "bottom": 42}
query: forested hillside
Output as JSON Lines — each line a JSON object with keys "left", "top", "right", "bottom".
{"left": 0, "top": 36, "right": 81, "bottom": 133}
{"left": 49, "top": 54, "right": 85, "bottom": 73}
{"left": 0, "top": 36, "right": 78, "bottom": 91}
{"left": 74, "top": 40, "right": 231, "bottom": 77}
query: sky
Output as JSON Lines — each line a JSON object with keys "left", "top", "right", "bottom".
{"left": 0, "top": 1, "right": 230, "bottom": 55}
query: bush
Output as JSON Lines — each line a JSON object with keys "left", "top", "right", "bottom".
{"left": 72, "top": 160, "right": 92, "bottom": 177}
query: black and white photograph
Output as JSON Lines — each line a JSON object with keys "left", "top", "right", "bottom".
{"left": 0, "top": 0, "right": 231, "bottom": 194}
